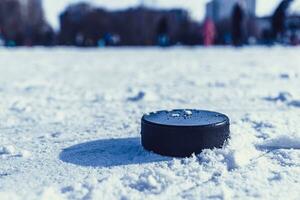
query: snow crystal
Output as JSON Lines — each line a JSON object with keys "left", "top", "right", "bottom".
{"left": 264, "top": 92, "right": 300, "bottom": 108}
{"left": 10, "top": 101, "right": 32, "bottom": 113}
{"left": 198, "top": 146, "right": 260, "bottom": 171}
{"left": 147, "top": 175, "right": 158, "bottom": 188}
{"left": 0, "top": 146, "right": 32, "bottom": 159}
{"left": 0, "top": 191, "right": 20, "bottom": 200}
{"left": 264, "top": 92, "right": 292, "bottom": 103}
{"left": 288, "top": 100, "right": 300, "bottom": 108}
{"left": 21, "top": 150, "right": 31, "bottom": 159}
{"left": 127, "top": 91, "right": 145, "bottom": 102}
{"left": 41, "top": 187, "right": 64, "bottom": 200}
{"left": 279, "top": 73, "right": 290, "bottom": 79}
{"left": 184, "top": 110, "right": 193, "bottom": 115}
{"left": 257, "top": 135, "right": 300, "bottom": 150}
{"left": 0, "top": 145, "right": 16, "bottom": 155}
{"left": 171, "top": 113, "right": 180, "bottom": 117}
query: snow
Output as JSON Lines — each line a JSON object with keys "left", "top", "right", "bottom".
{"left": 0, "top": 47, "right": 300, "bottom": 199}
{"left": 264, "top": 91, "right": 300, "bottom": 108}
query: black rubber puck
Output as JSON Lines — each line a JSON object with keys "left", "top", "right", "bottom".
{"left": 141, "top": 109, "right": 230, "bottom": 157}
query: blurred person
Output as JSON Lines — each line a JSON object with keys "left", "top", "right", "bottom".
{"left": 262, "top": 29, "right": 274, "bottom": 45}
{"left": 231, "top": 1, "right": 245, "bottom": 46}
{"left": 289, "top": 27, "right": 300, "bottom": 45}
{"left": 290, "top": 33, "right": 299, "bottom": 45}
{"left": 157, "top": 17, "right": 169, "bottom": 47}
{"left": 272, "top": 0, "right": 294, "bottom": 42}
{"left": 39, "top": 25, "right": 55, "bottom": 46}
{"left": 0, "top": 28, "right": 4, "bottom": 46}
{"left": 202, "top": 18, "right": 216, "bottom": 46}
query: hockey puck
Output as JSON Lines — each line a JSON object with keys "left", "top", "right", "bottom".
{"left": 141, "top": 109, "right": 230, "bottom": 157}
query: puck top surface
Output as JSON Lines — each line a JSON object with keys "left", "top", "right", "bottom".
{"left": 142, "top": 110, "right": 229, "bottom": 127}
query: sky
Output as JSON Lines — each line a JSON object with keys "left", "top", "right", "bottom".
{"left": 43, "top": 0, "right": 300, "bottom": 30}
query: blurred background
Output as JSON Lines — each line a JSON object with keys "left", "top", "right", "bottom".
{"left": 0, "top": 0, "right": 300, "bottom": 47}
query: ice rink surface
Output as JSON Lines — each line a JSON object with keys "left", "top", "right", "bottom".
{"left": 0, "top": 47, "right": 299, "bottom": 199}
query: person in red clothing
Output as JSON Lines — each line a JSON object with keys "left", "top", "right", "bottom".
{"left": 202, "top": 18, "right": 216, "bottom": 46}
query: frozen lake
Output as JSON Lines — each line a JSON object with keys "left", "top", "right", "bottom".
{"left": 0, "top": 47, "right": 300, "bottom": 199}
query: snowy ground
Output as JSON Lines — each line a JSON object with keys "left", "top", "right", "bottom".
{"left": 0, "top": 47, "right": 300, "bottom": 200}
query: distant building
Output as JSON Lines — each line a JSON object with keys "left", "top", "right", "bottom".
{"left": 19, "top": 0, "right": 44, "bottom": 27}
{"left": 0, "top": 0, "right": 53, "bottom": 45}
{"left": 59, "top": 4, "right": 202, "bottom": 46}
{"left": 206, "top": 0, "right": 256, "bottom": 21}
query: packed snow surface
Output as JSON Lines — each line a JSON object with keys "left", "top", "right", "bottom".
{"left": 0, "top": 47, "right": 300, "bottom": 199}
